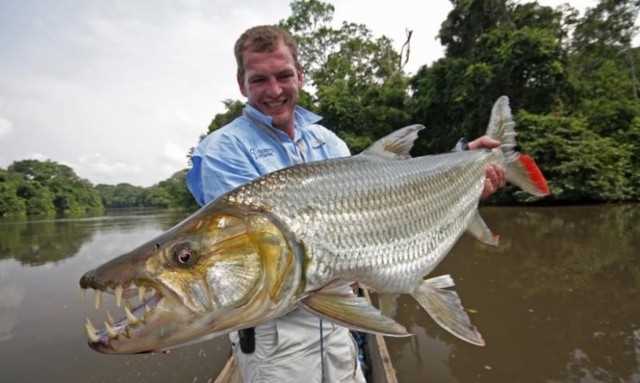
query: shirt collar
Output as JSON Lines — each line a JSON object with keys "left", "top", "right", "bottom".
{"left": 243, "top": 104, "right": 323, "bottom": 142}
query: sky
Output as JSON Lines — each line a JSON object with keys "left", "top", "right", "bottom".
{"left": 0, "top": 0, "right": 607, "bottom": 186}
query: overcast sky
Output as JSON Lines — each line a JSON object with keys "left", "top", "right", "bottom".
{"left": 0, "top": 0, "right": 607, "bottom": 186}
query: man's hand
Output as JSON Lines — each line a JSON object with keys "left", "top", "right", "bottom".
{"left": 468, "top": 136, "right": 506, "bottom": 199}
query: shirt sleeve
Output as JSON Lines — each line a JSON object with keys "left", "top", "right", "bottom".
{"left": 312, "top": 124, "right": 351, "bottom": 157}
{"left": 186, "top": 133, "right": 259, "bottom": 206}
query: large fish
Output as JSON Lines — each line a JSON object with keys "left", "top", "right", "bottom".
{"left": 79, "top": 96, "right": 549, "bottom": 353}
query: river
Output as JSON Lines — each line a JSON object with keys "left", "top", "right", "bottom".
{"left": 0, "top": 206, "right": 638, "bottom": 382}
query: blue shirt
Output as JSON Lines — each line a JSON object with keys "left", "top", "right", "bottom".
{"left": 187, "top": 104, "right": 350, "bottom": 206}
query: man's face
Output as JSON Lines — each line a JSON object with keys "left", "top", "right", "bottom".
{"left": 238, "top": 42, "right": 304, "bottom": 133}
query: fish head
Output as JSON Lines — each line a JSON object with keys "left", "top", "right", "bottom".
{"left": 79, "top": 203, "right": 303, "bottom": 353}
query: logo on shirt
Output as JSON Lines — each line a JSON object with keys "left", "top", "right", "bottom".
{"left": 249, "top": 147, "right": 275, "bottom": 160}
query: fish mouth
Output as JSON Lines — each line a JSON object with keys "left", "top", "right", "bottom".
{"left": 81, "top": 280, "right": 163, "bottom": 352}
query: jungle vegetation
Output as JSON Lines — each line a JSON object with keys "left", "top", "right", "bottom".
{"left": 210, "top": 0, "right": 640, "bottom": 204}
{"left": 2, "top": 0, "right": 638, "bottom": 218}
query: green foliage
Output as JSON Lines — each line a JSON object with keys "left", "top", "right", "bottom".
{"left": 516, "top": 111, "right": 633, "bottom": 202}
{"left": 142, "top": 186, "right": 172, "bottom": 208}
{"left": 16, "top": 181, "right": 55, "bottom": 216}
{"left": 96, "top": 183, "right": 145, "bottom": 208}
{"left": 411, "top": 0, "right": 571, "bottom": 154}
{"left": 0, "top": 169, "right": 27, "bottom": 218}
{"left": 0, "top": 160, "right": 103, "bottom": 218}
{"left": 96, "top": 170, "right": 198, "bottom": 210}
{"left": 155, "top": 170, "right": 199, "bottom": 210}
{"left": 280, "top": 0, "right": 412, "bottom": 153}
{"left": 196, "top": 0, "right": 640, "bottom": 203}
{"left": 207, "top": 99, "right": 245, "bottom": 135}
{"left": 438, "top": 0, "right": 511, "bottom": 58}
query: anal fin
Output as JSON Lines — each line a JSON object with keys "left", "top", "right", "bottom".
{"left": 467, "top": 210, "right": 499, "bottom": 246}
{"left": 411, "top": 275, "right": 485, "bottom": 346}
{"left": 302, "top": 291, "right": 410, "bottom": 337}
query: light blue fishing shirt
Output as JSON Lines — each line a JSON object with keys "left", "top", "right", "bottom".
{"left": 186, "top": 104, "right": 365, "bottom": 382}
{"left": 187, "top": 104, "right": 350, "bottom": 206}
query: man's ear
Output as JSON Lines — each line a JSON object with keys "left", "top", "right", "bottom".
{"left": 238, "top": 74, "right": 247, "bottom": 97}
{"left": 297, "top": 68, "right": 304, "bottom": 88}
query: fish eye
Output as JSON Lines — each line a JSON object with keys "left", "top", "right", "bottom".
{"left": 172, "top": 243, "right": 197, "bottom": 267}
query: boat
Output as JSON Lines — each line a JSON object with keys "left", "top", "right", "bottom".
{"left": 212, "top": 289, "right": 398, "bottom": 383}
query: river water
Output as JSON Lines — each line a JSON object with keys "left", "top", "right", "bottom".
{"left": 0, "top": 206, "right": 638, "bottom": 382}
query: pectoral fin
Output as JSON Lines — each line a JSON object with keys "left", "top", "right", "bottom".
{"left": 411, "top": 275, "right": 485, "bottom": 346}
{"left": 467, "top": 210, "right": 499, "bottom": 246}
{"left": 302, "top": 291, "right": 410, "bottom": 337}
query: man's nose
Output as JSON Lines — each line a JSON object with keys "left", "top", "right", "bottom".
{"left": 265, "top": 78, "right": 283, "bottom": 96}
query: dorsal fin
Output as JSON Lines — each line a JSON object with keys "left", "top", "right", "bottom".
{"left": 362, "top": 124, "right": 425, "bottom": 159}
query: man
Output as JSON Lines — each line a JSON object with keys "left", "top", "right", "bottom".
{"left": 187, "top": 25, "right": 504, "bottom": 383}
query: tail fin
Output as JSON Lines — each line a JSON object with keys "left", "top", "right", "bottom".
{"left": 487, "top": 96, "right": 550, "bottom": 197}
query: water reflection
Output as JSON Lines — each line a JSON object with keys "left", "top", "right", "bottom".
{"left": 0, "top": 210, "right": 189, "bottom": 266}
{"left": 0, "top": 209, "right": 231, "bottom": 383}
{"left": 0, "top": 277, "right": 25, "bottom": 342}
{"left": 388, "top": 205, "right": 640, "bottom": 383}
{"left": 0, "top": 206, "right": 638, "bottom": 382}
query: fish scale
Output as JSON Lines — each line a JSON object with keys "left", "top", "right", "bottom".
{"left": 79, "top": 96, "right": 550, "bottom": 353}
{"left": 223, "top": 148, "right": 496, "bottom": 293}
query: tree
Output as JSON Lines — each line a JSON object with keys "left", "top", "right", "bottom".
{"left": 206, "top": 99, "right": 245, "bottom": 135}
{"left": 141, "top": 186, "right": 172, "bottom": 208}
{"left": 410, "top": 0, "right": 571, "bottom": 154}
{"left": 0, "top": 169, "right": 27, "bottom": 218}
{"left": 516, "top": 111, "right": 633, "bottom": 202}
{"left": 280, "top": 0, "right": 412, "bottom": 153}
{"left": 16, "top": 181, "right": 55, "bottom": 216}
{"left": 3, "top": 160, "right": 103, "bottom": 217}
{"left": 438, "top": 0, "right": 511, "bottom": 58}
{"left": 156, "top": 170, "right": 199, "bottom": 210}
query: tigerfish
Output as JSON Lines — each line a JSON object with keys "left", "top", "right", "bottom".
{"left": 79, "top": 96, "right": 549, "bottom": 353}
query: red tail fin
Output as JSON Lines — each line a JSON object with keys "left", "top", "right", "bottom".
{"left": 505, "top": 154, "right": 550, "bottom": 197}
{"left": 518, "top": 155, "right": 550, "bottom": 196}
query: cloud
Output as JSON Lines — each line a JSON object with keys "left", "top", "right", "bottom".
{"left": 0, "top": 0, "right": 622, "bottom": 188}
{"left": 0, "top": 116, "right": 12, "bottom": 139}
{"left": 66, "top": 153, "right": 144, "bottom": 185}
{"left": 25, "top": 152, "right": 48, "bottom": 161}
{"left": 162, "top": 141, "right": 189, "bottom": 166}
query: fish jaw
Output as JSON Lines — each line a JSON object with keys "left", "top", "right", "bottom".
{"left": 79, "top": 202, "right": 303, "bottom": 354}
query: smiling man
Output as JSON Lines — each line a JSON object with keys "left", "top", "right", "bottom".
{"left": 187, "top": 26, "right": 365, "bottom": 382}
{"left": 187, "top": 25, "right": 505, "bottom": 383}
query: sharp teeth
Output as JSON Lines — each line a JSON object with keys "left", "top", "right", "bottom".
{"left": 85, "top": 318, "right": 100, "bottom": 343}
{"left": 105, "top": 321, "right": 118, "bottom": 338}
{"left": 139, "top": 286, "right": 145, "bottom": 303}
{"left": 106, "top": 311, "right": 115, "bottom": 325}
{"left": 115, "top": 285, "right": 123, "bottom": 307}
{"left": 94, "top": 290, "right": 102, "bottom": 310}
{"left": 124, "top": 305, "right": 139, "bottom": 324}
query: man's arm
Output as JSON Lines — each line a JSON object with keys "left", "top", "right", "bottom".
{"left": 187, "top": 134, "right": 259, "bottom": 206}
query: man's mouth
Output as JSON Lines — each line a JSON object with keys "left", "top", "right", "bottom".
{"left": 264, "top": 99, "right": 287, "bottom": 110}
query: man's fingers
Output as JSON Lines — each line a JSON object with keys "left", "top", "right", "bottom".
{"left": 481, "top": 164, "right": 506, "bottom": 199}
{"left": 493, "top": 165, "right": 506, "bottom": 188}
{"left": 468, "top": 136, "right": 501, "bottom": 150}
{"left": 482, "top": 178, "right": 496, "bottom": 199}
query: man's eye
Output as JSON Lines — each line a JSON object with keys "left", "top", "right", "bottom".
{"left": 250, "top": 78, "right": 265, "bottom": 84}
